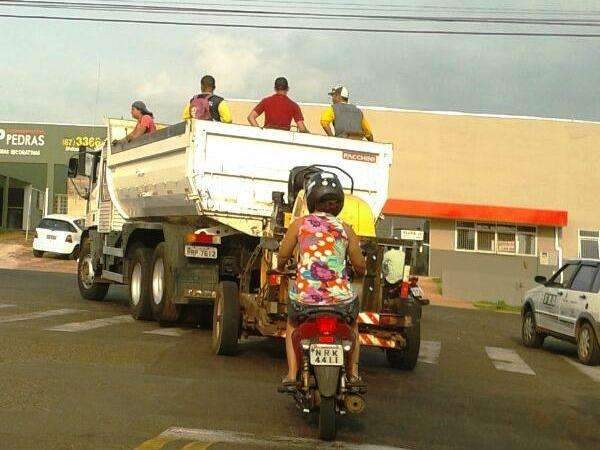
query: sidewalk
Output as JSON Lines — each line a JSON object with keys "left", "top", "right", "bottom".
{"left": 419, "top": 276, "right": 476, "bottom": 310}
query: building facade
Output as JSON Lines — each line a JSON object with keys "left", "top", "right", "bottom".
{"left": 0, "top": 122, "right": 105, "bottom": 230}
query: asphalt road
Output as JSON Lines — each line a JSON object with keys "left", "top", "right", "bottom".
{"left": 0, "top": 267, "right": 598, "bottom": 450}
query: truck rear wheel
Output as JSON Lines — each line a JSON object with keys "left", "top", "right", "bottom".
{"left": 386, "top": 323, "right": 421, "bottom": 370}
{"left": 211, "top": 281, "right": 240, "bottom": 356}
{"left": 77, "top": 238, "right": 109, "bottom": 301}
{"left": 151, "top": 242, "right": 181, "bottom": 324}
{"left": 128, "top": 245, "right": 154, "bottom": 320}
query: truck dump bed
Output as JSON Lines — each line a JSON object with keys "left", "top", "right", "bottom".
{"left": 107, "top": 119, "right": 393, "bottom": 236}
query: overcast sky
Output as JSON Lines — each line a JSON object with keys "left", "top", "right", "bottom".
{"left": 1, "top": 0, "right": 599, "bottom": 124}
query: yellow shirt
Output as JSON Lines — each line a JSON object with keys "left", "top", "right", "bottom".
{"left": 181, "top": 97, "right": 232, "bottom": 123}
{"left": 320, "top": 105, "right": 373, "bottom": 140}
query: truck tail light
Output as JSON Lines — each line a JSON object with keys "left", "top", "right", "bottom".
{"left": 65, "top": 235, "right": 73, "bottom": 243}
{"left": 186, "top": 231, "right": 220, "bottom": 245}
{"left": 268, "top": 274, "right": 282, "bottom": 286}
{"left": 400, "top": 281, "right": 410, "bottom": 299}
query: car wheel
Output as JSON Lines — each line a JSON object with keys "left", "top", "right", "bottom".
{"left": 577, "top": 322, "right": 600, "bottom": 366}
{"left": 150, "top": 242, "right": 181, "bottom": 324}
{"left": 522, "top": 309, "right": 545, "bottom": 348}
{"left": 33, "top": 249, "right": 44, "bottom": 258}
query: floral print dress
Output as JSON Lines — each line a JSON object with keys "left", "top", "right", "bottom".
{"left": 289, "top": 213, "right": 355, "bottom": 305}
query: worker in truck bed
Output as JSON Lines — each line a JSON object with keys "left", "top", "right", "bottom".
{"left": 182, "top": 75, "right": 232, "bottom": 123}
{"left": 277, "top": 171, "right": 366, "bottom": 389}
{"left": 247, "top": 77, "right": 309, "bottom": 133}
{"left": 113, "top": 101, "right": 156, "bottom": 145}
{"left": 320, "top": 86, "right": 374, "bottom": 141}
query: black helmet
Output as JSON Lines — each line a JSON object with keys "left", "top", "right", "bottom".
{"left": 305, "top": 171, "right": 345, "bottom": 215}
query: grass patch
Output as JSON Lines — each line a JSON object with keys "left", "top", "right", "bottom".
{"left": 473, "top": 300, "right": 521, "bottom": 313}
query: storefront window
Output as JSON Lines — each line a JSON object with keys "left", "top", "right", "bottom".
{"left": 456, "top": 222, "right": 536, "bottom": 256}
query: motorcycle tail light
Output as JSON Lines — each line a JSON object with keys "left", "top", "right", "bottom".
{"left": 315, "top": 316, "right": 337, "bottom": 335}
{"left": 318, "top": 336, "right": 335, "bottom": 344}
{"left": 65, "top": 235, "right": 73, "bottom": 243}
{"left": 400, "top": 281, "right": 410, "bottom": 298}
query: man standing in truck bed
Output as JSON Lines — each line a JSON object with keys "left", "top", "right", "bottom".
{"left": 182, "top": 75, "right": 232, "bottom": 123}
{"left": 320, "top": 86, "right": 374, "bottom": 141}
{"left": 247, "top": 77, "right": 309, "bottom": 132}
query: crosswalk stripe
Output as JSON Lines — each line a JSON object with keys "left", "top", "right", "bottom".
{"left": 562, "top": 356, "right": 600, "bottom": 382}
{"left": 485, "top": 347, "right": 535, "bottom": 375}
{"left": 144, "top": 328, "right": 192, "bottom": 337}
{"left": 47, "top": 315, "right": 134, "bottom": 332}
{"left": 0, "top": 308, "right": 81, "bottom": 324}
{"left": 0, "top": 304, "right": 16, "bottom": 309}
{"left": 155, "top": 427, "right": 410, "bottom": 450}
{"left": 418, "top": 340, "right": 441, "bottom": 364}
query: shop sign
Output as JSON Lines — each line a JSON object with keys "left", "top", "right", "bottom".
{"left": 400, "top": 229, "right": 424, "bottom": 241}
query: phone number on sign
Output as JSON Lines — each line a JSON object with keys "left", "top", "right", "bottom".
{"left": 62, "top": 136, "right": 104, "bottom": 150}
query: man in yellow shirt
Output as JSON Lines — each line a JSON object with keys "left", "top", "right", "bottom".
{"left": 182, "top": 75, "right": 232, "bottom": 123}
{"left": 320, "top": 86, "right": 373, "bottom": 141}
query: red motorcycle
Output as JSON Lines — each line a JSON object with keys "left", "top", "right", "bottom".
{"left": 280, "top": 305, "right": 367, "bottom": 441}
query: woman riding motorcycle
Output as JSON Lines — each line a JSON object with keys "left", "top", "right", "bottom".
{"left": 277, "top": 171, "right": 366, "bottom": 388}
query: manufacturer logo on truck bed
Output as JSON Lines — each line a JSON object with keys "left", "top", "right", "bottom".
{"left": 342, "top": 150, "right": 377, "bottom": 163}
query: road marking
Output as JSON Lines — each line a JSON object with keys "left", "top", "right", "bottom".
{"left": 144, "top": 327, "right": 192, "bottom": 337}
{"left": 47, "top": 315, "right": 134, "bottom": 332}
{"left": 0, "top": 308, "right": 81, "bottom": 324}
{"left": 139, "top": 427, "right": 411, "bottom": 449}
{"left": 0, "top": 304, "right": 16, "bottom": 309}
{"left": 418, "top": 340, "right": 441, "bottom": 364}
{"left": 485, "top": 347, "right": 535, "bottom": 375}
{"left": 562, "top": 356, "right": 600, "bottom": 382}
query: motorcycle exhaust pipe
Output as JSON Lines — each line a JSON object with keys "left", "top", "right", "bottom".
{"left": 344, "top": 394, "right": 365, "bottom": 414}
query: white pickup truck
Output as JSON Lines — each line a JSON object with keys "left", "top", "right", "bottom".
{"left": 521, "top": 259, "right": 600, "bottom": 365}
{"left": 68, "top": 119, "right": 392, "bottom": 325}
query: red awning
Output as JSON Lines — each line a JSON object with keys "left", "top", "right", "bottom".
{"left": 383, "top": 199, "right": 568, "bottom": 227}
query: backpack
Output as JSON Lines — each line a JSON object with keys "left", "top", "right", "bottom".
{"left": 190, "top": 94, "right": 213, "bottom": 120}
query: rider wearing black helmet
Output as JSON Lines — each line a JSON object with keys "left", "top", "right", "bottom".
{"left": 277, "top": 171, "right": 366, "bottom": 388}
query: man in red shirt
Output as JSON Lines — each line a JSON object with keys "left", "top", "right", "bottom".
{"left": 113, "top": 101, "right": 156, "bottom": 145}
{"left": 247, "top": 77, "right": 309, "bottom": 133}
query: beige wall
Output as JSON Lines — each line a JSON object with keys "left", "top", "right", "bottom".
{"left": 229, "top": 100, "right": 600, "bottom": 258}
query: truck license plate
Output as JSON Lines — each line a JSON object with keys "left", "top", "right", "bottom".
{"left": 309, "top": 344, "right": 344, "bottom": 366}
{"left": 184, "top": 245, "right": 217, "bottom": 259}
{"left": 410, "top": 286, "right": 423, "bottom": 297}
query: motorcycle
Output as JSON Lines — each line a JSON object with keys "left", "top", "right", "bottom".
{"left": 279, "top": 304, "right": 367, "bottom": 441}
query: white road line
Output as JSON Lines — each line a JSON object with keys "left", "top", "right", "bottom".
{"left": 485, "top": 346, "right": 535, "bottom": 376}
{"left": 0, "top": 308, "right": 81, "bottom": 324}
{"left": 157, "top": 427, "right": 410, "bottom": 450}
{"left": 418, "top": 340, "right": 441, "bottom": 364}
{"left": 0, "top": 304, "right": 16, "bottom": 309}
{"left": 144, "top": 327, "right": 192, "bottom": 337}
{"left": 47, "top": 315, "right": 134, "bottom": 332}
{"left": 562, "top": 356, "right": 600, "bottom": 382}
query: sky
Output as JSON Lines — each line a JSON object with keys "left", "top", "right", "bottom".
{"left": 1, "top": 0, "right": 600, "bottom": 125}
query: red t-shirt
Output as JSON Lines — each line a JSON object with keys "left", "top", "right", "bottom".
{"left": 139, "top": 115, "right": 156, "bottom": 134}
{"left": 253, "top": 93, "right": 304, "bottom": 131}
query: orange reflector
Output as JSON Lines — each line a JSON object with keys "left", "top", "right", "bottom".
{"left": 319, "top": 336, "right": 335, "bottom": 344}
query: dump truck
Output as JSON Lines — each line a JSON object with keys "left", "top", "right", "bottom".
{"left": 68, "top": 118, "right": 426, "bottom": 368}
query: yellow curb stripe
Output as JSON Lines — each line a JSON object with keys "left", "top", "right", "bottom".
{"left": 134, "top": 436, "right": 173, "bottom": 450}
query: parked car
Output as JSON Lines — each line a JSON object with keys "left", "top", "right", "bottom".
{"left": 32, "top": 214, "right": 84, "bottom": 260}
{"left": 521, "top": 259, "right": 600, "bottom": 365}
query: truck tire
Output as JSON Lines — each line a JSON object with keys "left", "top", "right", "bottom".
{"left": 318, "top": 397, "right": 337, "bottom": 441}
{"left": 386, "top": 323, "right": 421, "bottom": 370}
{"left": 150, "top": 242, "right": 181, "bottom": 324}
{"left": 522, "top": 309, "right": 545, "bottom": 348}
{"left": 77, "top": 238, "right": 109, "bottom": 301}
{"left": 211, "top": 281, "right": 240, "bottom": 356}
{"left": 577, "top": 322, "right": 600, "bottom": 366}
{"left": 33, "top": 249, "right": 44, "bottom": 258}
{"left": 128, "top": 245, "right": 154, "bottom": 320}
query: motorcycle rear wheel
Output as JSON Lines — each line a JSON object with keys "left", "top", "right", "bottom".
{"left": 318, "top": 396, "right": 336, "bottom": 441}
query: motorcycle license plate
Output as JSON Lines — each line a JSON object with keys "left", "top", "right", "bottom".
{"left": 309, "top": 344, "right": 344, "bottom": 366}
{"left": 184, "top": 245, "right": 217, "bottom": 259}
{"left": 410, "top": 286, "right": 423, "bottom": 298}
